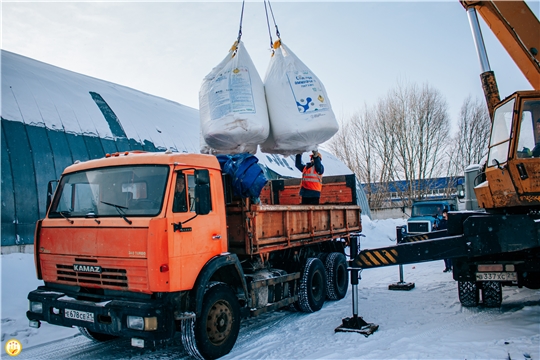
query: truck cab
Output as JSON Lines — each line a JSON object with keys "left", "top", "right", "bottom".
{"left": 406, "top": 199, "right": 458, "bottom": 234}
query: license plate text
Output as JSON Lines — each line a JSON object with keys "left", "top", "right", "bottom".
{"left": 65, "top": 309, "right": 94, "bottom": 323}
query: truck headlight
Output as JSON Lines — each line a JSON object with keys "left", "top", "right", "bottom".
{"left": 127, "top": 316, "right": 157, "bottom": 331}
{"left": 127, "top": 316, "right": 144, "bottom": 330}
{"left": 30, "top": 301, "right": 43, "bottom": 314}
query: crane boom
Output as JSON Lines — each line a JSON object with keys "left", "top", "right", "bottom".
{"left": 461, "top": 1, "right": 540, "bottom": 90}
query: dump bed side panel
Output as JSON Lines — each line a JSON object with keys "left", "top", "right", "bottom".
{"left": 227, "top": 204, "right": 361, "bottom": 255}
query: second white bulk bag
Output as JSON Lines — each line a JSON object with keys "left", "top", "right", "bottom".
{"left": 199, "top": 41, "right": 269, "bottom": 154}
{"left": 262, "top": 42, "right": 338, "bottom": 155}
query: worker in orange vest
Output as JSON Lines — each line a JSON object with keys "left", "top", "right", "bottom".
{"left": 295, "top": 150, "right": 324, "bottom": 204}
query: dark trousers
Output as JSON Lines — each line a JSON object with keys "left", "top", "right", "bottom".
{"left": 301, "top": 197, "right": 320, "bottom": 205}
{"left": 444, "top": 258, "right": 452, "bottom": 270}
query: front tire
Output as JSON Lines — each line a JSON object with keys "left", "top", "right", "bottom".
{"left": 195, "top": 283, "right": 241, "bottom": 360}
{"left": 296, "top": 257, "right": 327, "bottom": 312}
{"left": 458, "top": 281, "right": 479, "bottom": 307}
{"left": 325, "top": 252, "right": 348, "bottom": 300}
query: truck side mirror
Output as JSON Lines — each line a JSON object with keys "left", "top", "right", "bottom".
{"left": 46, "top": 180, "right": 59, "bottom": 213}
{"left": 456, "top": 184, "right": 465, "bottom": 199}
{"left": 194, "top": 169, "right": 211, "bottom": 215}
{"left": 195, "top": 169, "right": 210, "bottom": 185}
{"left": 195, "top": 184, "right": 211, "bottom": 215}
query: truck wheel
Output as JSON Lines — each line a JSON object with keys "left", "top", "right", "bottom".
{"left": 194, "top": 283, "right": 241, "bottom": 360}
{"left": 78, "top": 327, "right": 118, "bottom": 342}
{"left": 296, "top": 257, "right": 327, "bottom": 313}
{"left": 181, "top": 316, "right": 203, "bottom": 359}
{"left": 482, "top": 281, "right": 502, "bottom": 307}
{"left": 325, "top": 252, "right": 348, "bottom": 300}
{"left": 316, "top": 252, "right": 329, "bottom": 264}
{"left": 458, "top": 281, "right": 479, "bottom": 307}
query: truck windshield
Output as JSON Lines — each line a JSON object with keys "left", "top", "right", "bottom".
{"left": 49, "top": 165, "right": 169, "bottom": 218}
{"left": 411, "top": 204, "right": 442, "bottom": 217}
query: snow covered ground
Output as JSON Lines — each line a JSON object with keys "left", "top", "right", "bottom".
{"left": 2, "top": 217, "right": 539, "bottom": 359}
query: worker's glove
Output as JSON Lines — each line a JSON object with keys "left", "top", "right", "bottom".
{"left": 311, "top": 150, "right": 321, "bottom": 159}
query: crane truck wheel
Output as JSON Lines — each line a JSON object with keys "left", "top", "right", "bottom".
{"left": 481, "top": 281, "right": 502, "bottom": 307}
{"left": 296, "top": 257, "right": 327, "bottom": 312}
{"left": 78, "top": 327, "right": 118, "bottom": 342}
{"left": 325, "top": 252, "right": 349, "bottom": 300}
{"left": 194, "top": 283, "right": 241, "bottom": 360}
{"left": 458, "top": 281, "right": 479, "bottom": 307}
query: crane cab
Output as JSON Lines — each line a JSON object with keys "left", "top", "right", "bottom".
{"left": 475, "top": 90, "right": 540, "bottom": 210}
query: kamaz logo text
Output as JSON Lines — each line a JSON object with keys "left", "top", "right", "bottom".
{"left": 73, "top": 264, "right": 102, "bottom": 273}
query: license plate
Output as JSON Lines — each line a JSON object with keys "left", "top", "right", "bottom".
{"left": 65, "top": 309, "right": 94, "bottom": 323}
{"left": 475, "top": 272, "right": 517, "bottom": 281}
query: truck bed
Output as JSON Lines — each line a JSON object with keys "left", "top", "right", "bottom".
{"left": 227, "top": 203, "right": 361, "bottom": 255}
{"left": 227, "top": 175, "right": 362, "bottom": 255}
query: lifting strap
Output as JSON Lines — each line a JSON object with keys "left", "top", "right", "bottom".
{"left": 230, "top": 0, "right": 246, "bottom": 56}
{"left": 264, "top": 0, "right": 281, "bottom": 54}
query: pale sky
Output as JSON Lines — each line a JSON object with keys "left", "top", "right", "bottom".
{"left": 2, "top": 1, "right": 538, "bottom": 135}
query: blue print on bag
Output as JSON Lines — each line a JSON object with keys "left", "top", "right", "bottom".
{"left": 296, "top": 97, "right": 313, "bottom": 113}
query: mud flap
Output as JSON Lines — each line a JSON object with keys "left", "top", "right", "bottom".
{"left": 335, "top": 315, "right": 379, "bottom": 336}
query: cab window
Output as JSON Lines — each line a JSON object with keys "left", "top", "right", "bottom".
{"left": 516, "top": 100, "right": 540, "bottom": 158}
{"left": 173, "top": 172, "right": 187, "bottom": 213}
{"left": 487, "top": 98, "right": 514, "bottom": 166}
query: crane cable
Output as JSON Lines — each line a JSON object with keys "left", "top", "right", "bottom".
{"left": 264, "top": 0, "right": 281, "bottom": 54}
{"left": 231, "top": 0, "right": 245, "bottom": 56}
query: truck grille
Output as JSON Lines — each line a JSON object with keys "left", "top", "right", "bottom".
{"left": 408, "top": 222, "right": 429, "bottom": 233}
{"left": 56, "top": 264, "right": 128, "bottom": 287}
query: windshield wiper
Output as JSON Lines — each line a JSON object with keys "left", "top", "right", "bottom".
{"left": 59, "top": 211, "right": 74, "bottom": 224}
{"left": 100, "top": 201, "right": 132, "bottom": 225}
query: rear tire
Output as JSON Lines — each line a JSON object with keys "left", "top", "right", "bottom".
{"left": 482, "top": 281, "right": 502, "bottom": 307}
{"left": 458, "top": 281, "right": 479, "bottom": 307}
{"left": 195, "top": 283, "right": 241, "bottom": 360}
{"left": 325, "top": 252, "right": 348, "bottom": 300}
{"left": 78, "top": 327, "right": 118, "bottom": 342}
{"left": 296, "top": 258, "right": 327, "bottom": 312}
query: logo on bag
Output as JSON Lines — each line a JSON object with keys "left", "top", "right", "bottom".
{"left": 297, "top": 97, "right": 314, "bottom": 113}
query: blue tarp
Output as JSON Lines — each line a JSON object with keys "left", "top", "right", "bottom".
{"left": 217, "top": 154, "right": 268, "bottom": 199}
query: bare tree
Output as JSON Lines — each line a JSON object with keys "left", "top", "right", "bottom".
{"left": 385, "top": 82, "right": 451, "bottom": 205}
{"left": 329, "top": 81, "right": 451, "bottom": 208}
{"left": 328, "top": 107, "right": 394, "bottom": 209}
{"left": 450, "top": 95, "right": 491, "bottom": 175}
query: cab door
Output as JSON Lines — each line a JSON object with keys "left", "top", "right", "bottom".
{"left": 508, "top": 94, "right": 540, "bottom": 205}
{"left": 168, "top": 169, "right": 226, "bottom": 291}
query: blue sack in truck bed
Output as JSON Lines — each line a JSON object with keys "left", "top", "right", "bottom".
{"left": 217, "top": 153, "right": 268, "bottom": 199}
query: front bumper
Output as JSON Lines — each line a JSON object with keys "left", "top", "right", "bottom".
{"left": 27, "top": 286, "right": 175, "bottom": 340}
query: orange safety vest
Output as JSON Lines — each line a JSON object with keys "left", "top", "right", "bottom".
{"left": 301, "top": 165, "right": 323, "bottom": 192}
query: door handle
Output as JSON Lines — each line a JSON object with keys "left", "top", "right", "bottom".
{"left": 212, "top": 235, "right": 222, "bottom": 240}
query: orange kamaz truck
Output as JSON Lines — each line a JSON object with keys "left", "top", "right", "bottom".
{"left": 26, "top": 151, "right": 361, "bottom": 359}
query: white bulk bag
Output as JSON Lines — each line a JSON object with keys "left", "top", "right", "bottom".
{"left": 199, "top": 41, "right": 269, "bottom": 154}
{"left": 262, "top": 42, "right": 338, "bottom": 155}
{"left": 199, "top": 130, "right": 257, "bottom": 155}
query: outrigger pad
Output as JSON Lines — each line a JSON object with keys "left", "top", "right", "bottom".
{"left": 388, "top": 282, "right": 415, "bottom": 291}
{"left": 335, "top": 315, "right": 379, "bottom": 337}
